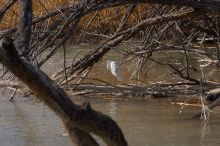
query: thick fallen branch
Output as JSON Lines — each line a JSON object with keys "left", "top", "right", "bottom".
{"left": 66, "top": 82, "right": 209, "bottom": 98}
{"left": 0, "top": 37, "right": 128, "bottom": 146}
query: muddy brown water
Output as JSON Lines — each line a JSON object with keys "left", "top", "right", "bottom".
{"left": 1, "top": 96, "right": 220, "bottom": 146}
{"left": 0, "top": 44, "right": 220, "bottom": 146}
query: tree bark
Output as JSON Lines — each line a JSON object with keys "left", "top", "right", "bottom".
{"left": 0, "top": 0, "right": 128, "bottom": 145}
{"left": 0, "top": 37, "right": 128, "bottom": 146}
{"left": 14, "top": 0, "right": 32, "bottom": 57}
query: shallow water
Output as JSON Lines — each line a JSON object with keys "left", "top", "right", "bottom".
{"left": 0, "top": 44, "right": 220, "bottom": 146}
{"left": 41, "top": 44, "right": 220, "bottom": 84}
{"left": 1, "top": 95, "right": 220, "bottom": 146}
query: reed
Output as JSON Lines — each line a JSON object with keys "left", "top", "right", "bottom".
{"left": 0, "top": 0, "right": 73, "bottom": 30}
{"left": 79, "top": 4, "right": 150, "bottom": 34}
{"left": 0, "top": 0, "right": 149, "bottom": 33}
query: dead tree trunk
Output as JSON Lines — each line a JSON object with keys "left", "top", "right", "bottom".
{"left": 0, "top": 1, "right": 127, "bottom": 146}
{"left": 0, "top": 37, "right": 128, "bottom": 146}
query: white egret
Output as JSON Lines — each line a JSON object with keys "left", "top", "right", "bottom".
{"left": 106, "top": 60, "right": 121, "bottom": 81}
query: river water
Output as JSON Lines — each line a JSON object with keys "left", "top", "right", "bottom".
{"left": 1, "top": 95, "right": 220, "bottom": 146}
{"left": 0, "top": 44, "right": 220, "bottom": 146}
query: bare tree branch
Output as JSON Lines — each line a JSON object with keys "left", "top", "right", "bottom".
{"left": 0, "top": 0, "right": 17, "bottom": 22}
{"left": 14, "top": 0, "right": 32, "bottom": 57}
{"left": 0, "top": 37, "right": 127, "bottom": 146}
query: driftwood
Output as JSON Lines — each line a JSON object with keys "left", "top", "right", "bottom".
{"left": 65, "top": 84, "right": 198, "bottom": 98}
{"left": 66, "top": 82, "right": 215, "bottom": 98}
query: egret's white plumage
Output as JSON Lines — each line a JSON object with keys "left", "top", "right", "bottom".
{"left": 106, "top": 60, "right": 121, "bottom": 81}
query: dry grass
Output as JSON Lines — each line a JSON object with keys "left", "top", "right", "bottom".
{"left": 0, "top": 0, "right": 149, "bottom": 33}
{"left": 0, "top": 1, "right": 19, "bottom": 29}
{"left": 0, "top": 0, "right": 74, "bottom": 30}
{"left": 79, "top": 4, "right": 150, "bottom": 33}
